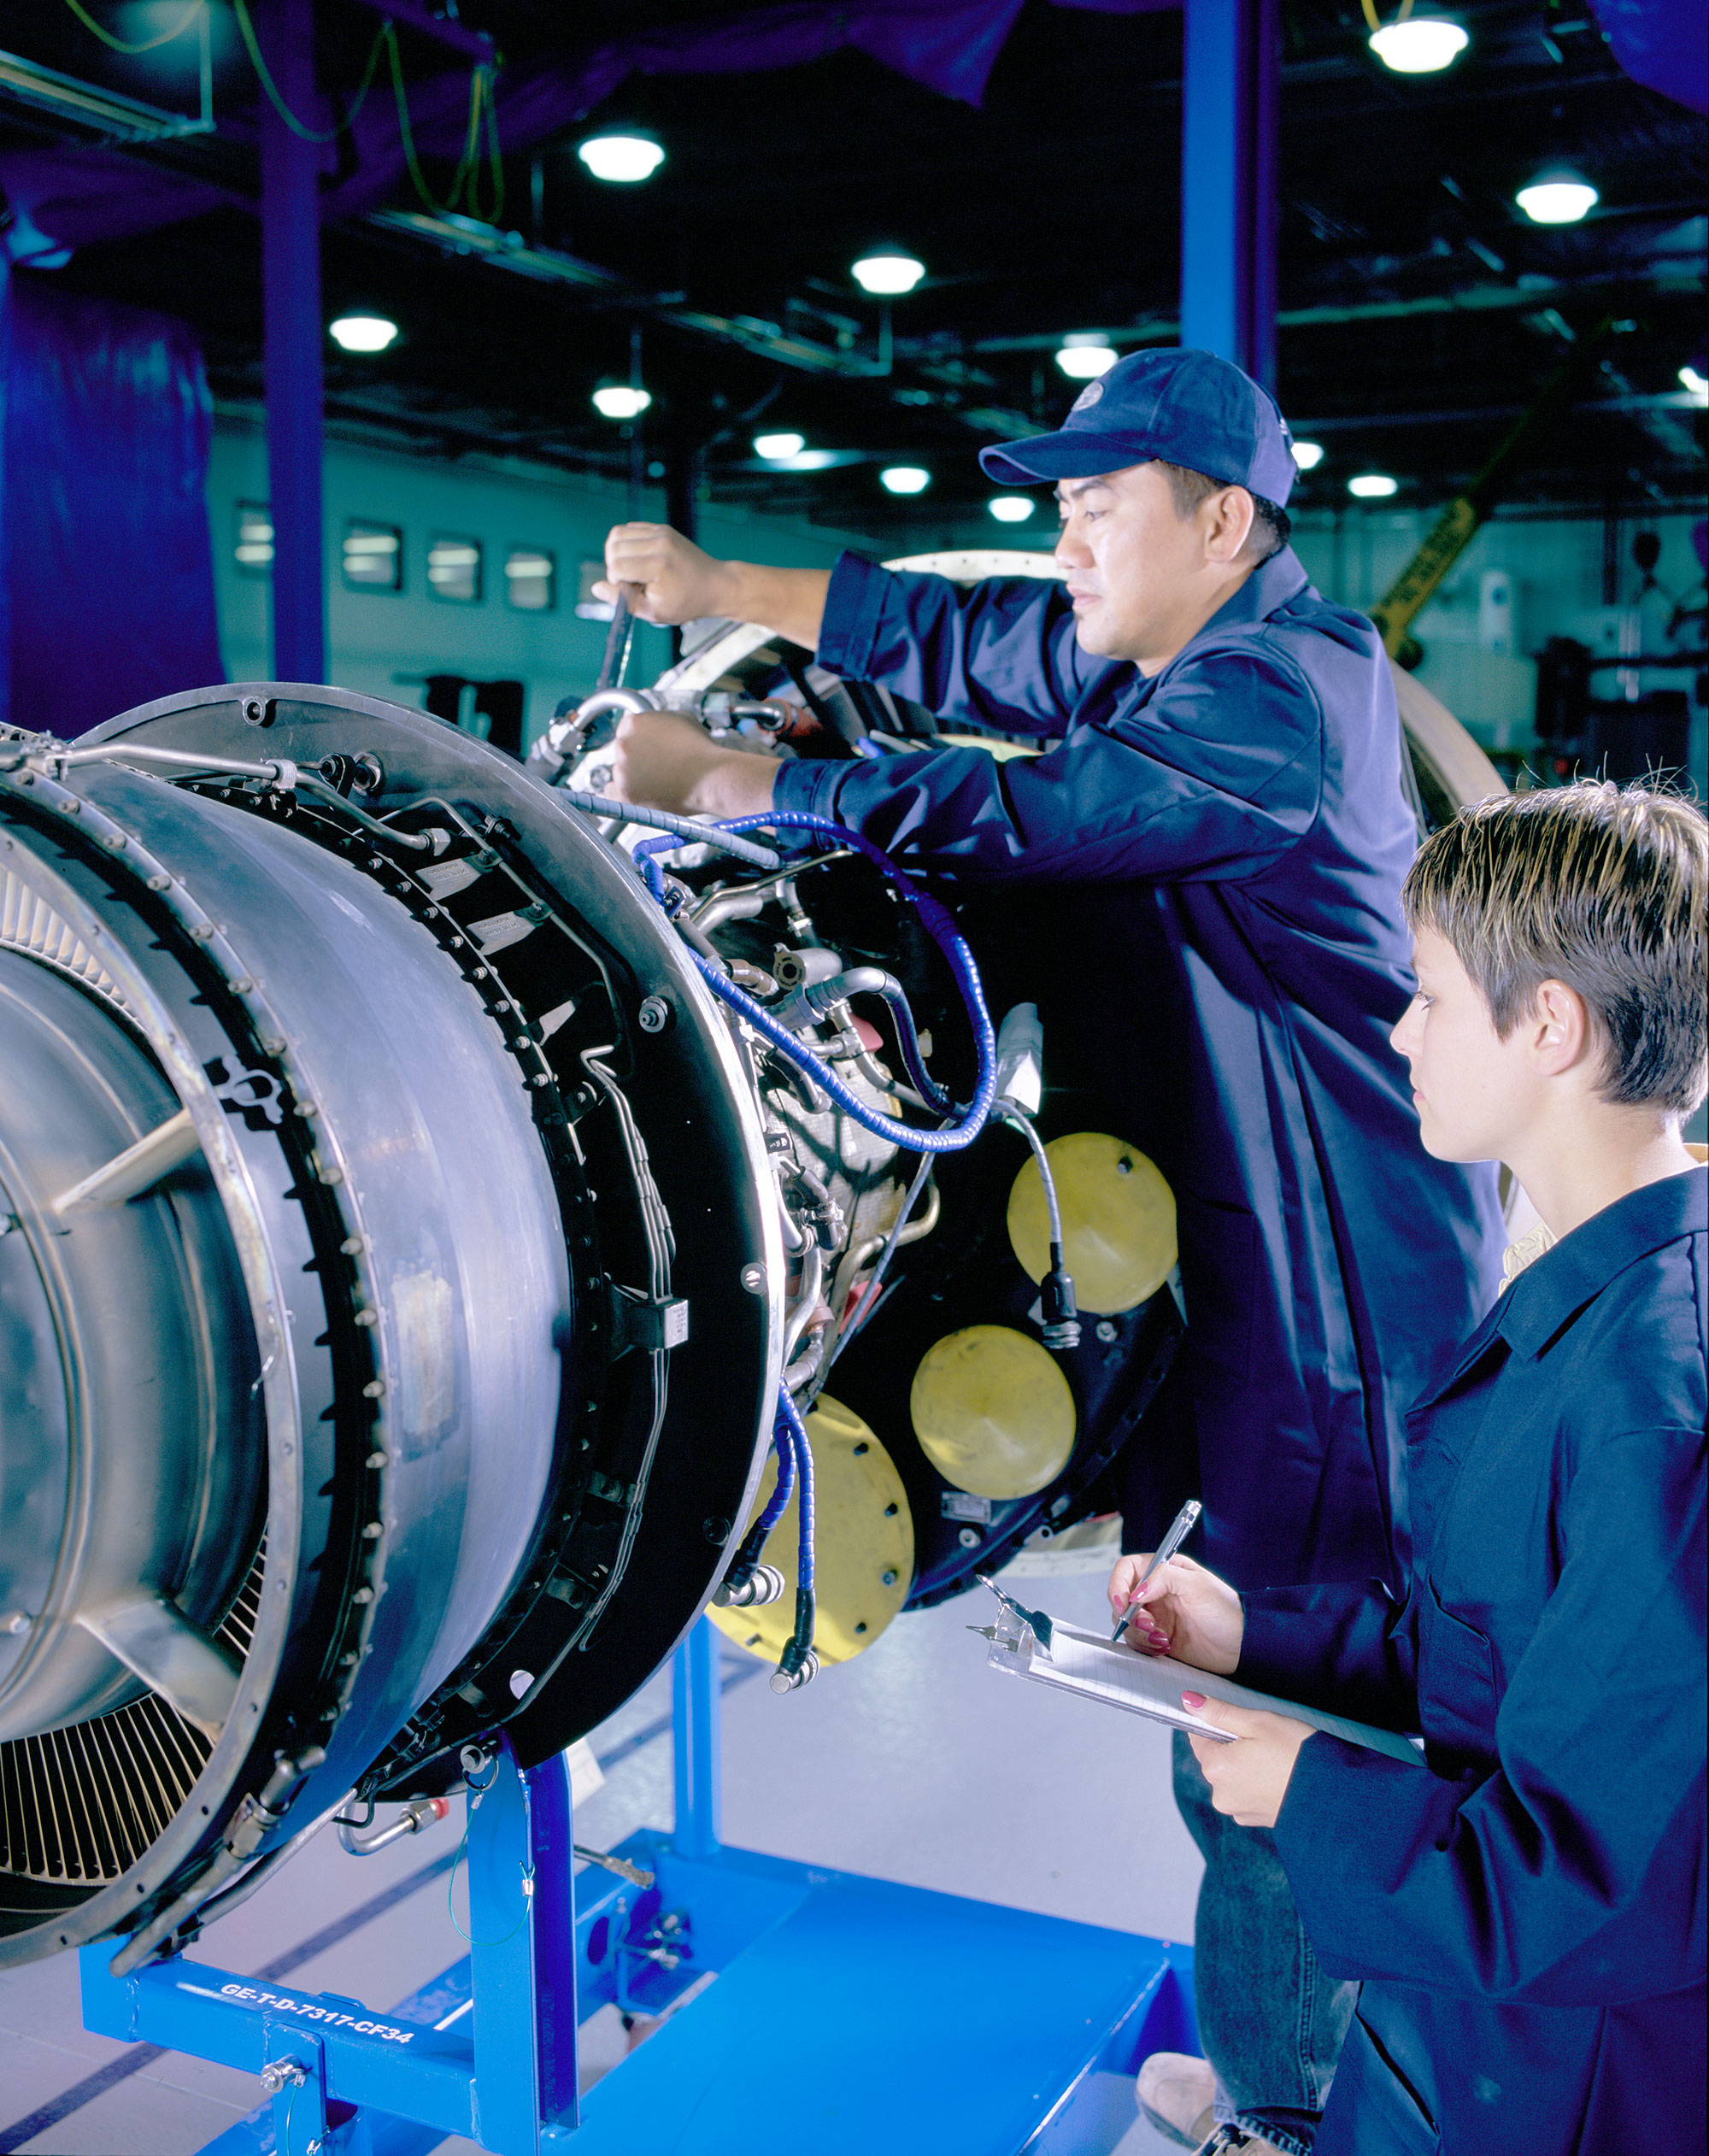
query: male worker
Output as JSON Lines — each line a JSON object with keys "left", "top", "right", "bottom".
{"left": 595, "top": 348, "right": 1505, "bottom": 2156}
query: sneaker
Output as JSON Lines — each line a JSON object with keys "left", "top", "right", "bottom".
{"left": 1136, "top": 2052, "right": 1217, "bottom": 2149}
{"left": 1192, "top": 2134, "right": 1292, "bottom": 2156}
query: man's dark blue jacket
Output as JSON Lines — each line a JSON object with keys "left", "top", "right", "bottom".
{"left": 772, "top": 547, "right": 1503, "bottom": 1589}
{"left": 1240, "top": 1165, "right": 1709, "bottom": 2154}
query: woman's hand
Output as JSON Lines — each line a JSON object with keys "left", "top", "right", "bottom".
{"left": 1184, "top": 1695, "right": 1313, "bottom": 1828}
{"left": 1107, "top": 1553, "right": 1244, "bottom": 1674}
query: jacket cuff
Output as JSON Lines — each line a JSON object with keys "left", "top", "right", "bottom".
{"left": 814, "top": 552, "right": 890, "bottom": 681}
{"left": 771, "top": 755, "right": 848, "bottom": 825}
{"left": 1236, "top": 1587, "right": 1332, "bottom": 1695}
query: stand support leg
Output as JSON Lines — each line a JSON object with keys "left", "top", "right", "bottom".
{"left": 672, "top": 1618, "right": 722, "bottom": 1860}
{"left": 467, "top": 1738, "right": 578, "bottom": 2153}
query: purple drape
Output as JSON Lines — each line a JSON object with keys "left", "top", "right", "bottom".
{"left": 0, "top": 0, "right": 1175, "bottom": 256}
{"left": 1, "top": 275, "right": 223, "bottom": 737}
{"left": 1585, "top": 0, "right": 1707, "bottom": 115}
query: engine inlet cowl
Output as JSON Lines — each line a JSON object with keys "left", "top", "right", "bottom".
{"left": 0, "top": 685, "right": 782, "bottom": 1968}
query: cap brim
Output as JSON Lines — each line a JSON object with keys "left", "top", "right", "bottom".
{"left": 978, "top": 429, "right": 1154, "bottom": 485}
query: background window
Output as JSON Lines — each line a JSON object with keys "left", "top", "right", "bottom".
{"left": 504, "top": 546, "right": 555, "bottom": 612}
{"left": 344, "top": 520, "right": 402, "bottom": 591}
{"left": 428, "top": 534, "right": 483, "bottom": 603}
{"left": 234, "top": 502, "right": 273, "bottom": 575}
{"left": 575, "top": 557, "right": 614, "bottom": 620}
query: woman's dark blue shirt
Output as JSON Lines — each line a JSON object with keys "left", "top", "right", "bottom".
{"left": 1241, "top": 1165, "right": 1709, "bottom": 2153}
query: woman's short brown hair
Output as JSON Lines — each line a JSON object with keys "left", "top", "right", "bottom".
{"left": 1402, "top": 781, "right": 1708, "bottom": 1117}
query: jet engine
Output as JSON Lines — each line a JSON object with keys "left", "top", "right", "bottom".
{"left": 0, "top": 684, "right": 794, "bottom": 1968}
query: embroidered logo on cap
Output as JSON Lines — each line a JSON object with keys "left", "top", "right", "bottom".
{"left": 1069, "top": 380, "right": 1106, "bottom": 414}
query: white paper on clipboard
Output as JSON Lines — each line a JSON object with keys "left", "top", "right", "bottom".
{"left": 984, "top": 1609, "right": 1426, "bottom": 1767}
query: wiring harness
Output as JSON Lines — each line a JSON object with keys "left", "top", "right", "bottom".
{"left": 631, "top": 808, "right": 1072, "bottom": 1695}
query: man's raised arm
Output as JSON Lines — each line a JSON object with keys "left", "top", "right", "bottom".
{"left": 596, "top": 523, "right": 830, "bottom": 653}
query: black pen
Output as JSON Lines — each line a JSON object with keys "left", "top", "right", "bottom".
{"left": 1111, "top": 1499, "right": 1202, "bottom": 1641}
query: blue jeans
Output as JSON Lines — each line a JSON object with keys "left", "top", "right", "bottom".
{"left": 1174, "top": 1734, "right": 1357, "bottom": 2156}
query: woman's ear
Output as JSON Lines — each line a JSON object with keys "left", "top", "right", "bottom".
{"left": 1529, "top": 978, "right": 1594, "bottom": 1078}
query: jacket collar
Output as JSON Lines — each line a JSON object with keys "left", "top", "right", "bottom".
{"left": 1128, "top": 547, "right": 1310, "bottom": 702}
{"left": 1411, "top": 1165, "right": 1707, "bottom": 1407}
{"left": 1495, "top": 1163, "right": 1707, "bottom": 1361}
{"left": 1181, "top": 545, "right": 1309, "bottom": 649}
{"left": 1206, "top": 544, "right": 1310, "bottom": 632}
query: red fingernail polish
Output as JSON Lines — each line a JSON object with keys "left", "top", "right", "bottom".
{"left": 1181, "top": 1691, "right": 1207, "bottom": 1709}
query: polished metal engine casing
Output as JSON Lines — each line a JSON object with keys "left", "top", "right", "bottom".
{"left": 0, "top": 685, "right": 783, "bottom": 1966}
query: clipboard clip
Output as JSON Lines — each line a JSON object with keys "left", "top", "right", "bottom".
{"left": 975, "top": 1574, "right": 1054, "bottom": 1652}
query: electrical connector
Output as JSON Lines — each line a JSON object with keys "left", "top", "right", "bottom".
{"left": 714, "top": 1563, "right": 786, "bottom": 1609}
{"left": 769, "top": 1648, "right": 820, "bottom": 1693}
{"left": 1041, "top": 1250, "right": 1080, "bottom": 1353}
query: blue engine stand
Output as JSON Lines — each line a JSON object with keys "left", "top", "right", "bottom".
{"left": 81, "top": 1622, "right": 1195, "bottom": 2155}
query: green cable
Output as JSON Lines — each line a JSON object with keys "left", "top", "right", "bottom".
{"left": 390, "top": 21, "right": 451, "bottom": 211}
{"left": 389, "top": 25, "right": 502, "bottom": 225}
{"left": 231, "top": 0, "right": 385, "bottom": 145}
{"left": 479, "top": 66, "right": 505, "bottom": 226}
{"left": 61, "top": 0, "right": 205, "bottom": 56}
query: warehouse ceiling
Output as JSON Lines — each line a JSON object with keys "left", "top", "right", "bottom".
{"left": 1, "top": 0, "right": 1703, "bottom": 543}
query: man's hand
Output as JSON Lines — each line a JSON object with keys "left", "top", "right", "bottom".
{"left": 1185, "top": 1695, "right": 1313, "bottom": 1828}
{"left": 1107, "top": 1553, "right": 1244, "bottom": 1673}
{"left": 594, "top": 525, "right": 832, "bottom": 649}
{"left": 596, "top": 524, "right": 735, "bottom": 628}
{"left": 608, "top": 710, "right": 778, "bottom": 820}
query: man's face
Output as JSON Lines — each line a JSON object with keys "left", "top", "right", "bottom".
{"left": 1390, "top": 926, "right": 1536, "bottom": 1163}
{"left": 1053, "top": 462, "right": 1240, "bottom": 670}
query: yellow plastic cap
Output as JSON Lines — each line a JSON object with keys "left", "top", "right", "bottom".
{"left": 708, "top": 1396, "right": 914, "bottom": 1666}
{"left": 909, "top": 1325, "right": 1077, "bottom": 1499}
{"left": 1007, "top": 1131, "right": 1176, "bottom": 1313}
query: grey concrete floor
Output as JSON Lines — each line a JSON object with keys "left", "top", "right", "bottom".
{"left": 0, "top": 1568, "right": 1201, "bottom": 2156}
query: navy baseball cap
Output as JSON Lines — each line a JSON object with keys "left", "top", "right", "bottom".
{"left": 980, "top": 347, "right": 1297, "bottom": 507}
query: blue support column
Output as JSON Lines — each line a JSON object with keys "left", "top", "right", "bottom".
{"left": 467, "top": 1742, "right": 579, "bottom": 2150}
{"left": 1180, "top": 0, "right": 1279, "bottom": 390}
{"left": 259, "top": 0, "right": 326, "bottom": 683}
{"left": 0, "top": 261, "right": 12, "bottom": 731}
{"left": 672, "top": 1618, "right": 722, "bottom": 1859}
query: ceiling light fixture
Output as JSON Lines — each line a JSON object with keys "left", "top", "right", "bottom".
{"left": 1680, "top": 365, "right": 1709, "bottom": 405}
{"left": 851, "top": 250, "right": 925, "bottom": 296}
{"left": 1348, "top": 473, "right": 1399, "bottom": 498}
{"left": 1056, "top": 334, "right": 1118, "bottom": 380}
{"left": 1291, "top": 440, "right": 1325, "bottom": 471}
{"left": 754, "top": 432, "right": 807, "bottom": 461}
{"left": 592, "top": 383, "right": 652, "bottom": 420}
{"left": 1515, "top": 169, "right": 1598, "bottom": 224}
{"left": 1367, "top": 14, "right": 1468, "bottom": 72}
{"left": 577, "top": 132, "right": 666, "bottom": 184}
{"left": 988, "top": 496, "right": 1036, "bottom": 523}
{"left": 328, "top": 313, "right": 398, "bottom": 354}
{"left": 880, "top": 467, "right": 931, "bottom": 496}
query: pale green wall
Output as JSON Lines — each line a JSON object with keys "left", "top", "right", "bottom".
{"left": 207, "top": 414, "right": 882, "bottom": 750}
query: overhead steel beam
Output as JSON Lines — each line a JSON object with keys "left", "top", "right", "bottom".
{"left": 1283, "top": 391, "right": 1709, "bottom": 434}
{"left": 943, "top": 267, "right": 1705, "bottom": 362}
{"left": 0, "top": 43, "right": 207, "bottom": 141}
{"left": 360, "top": 210, "right": 1042, "bottom": 440}
{"left": 362, "top": 209, "right": 892, "bottom": 380}
{"left": 344, "top": 0, "right": 493, "bottom": 64}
